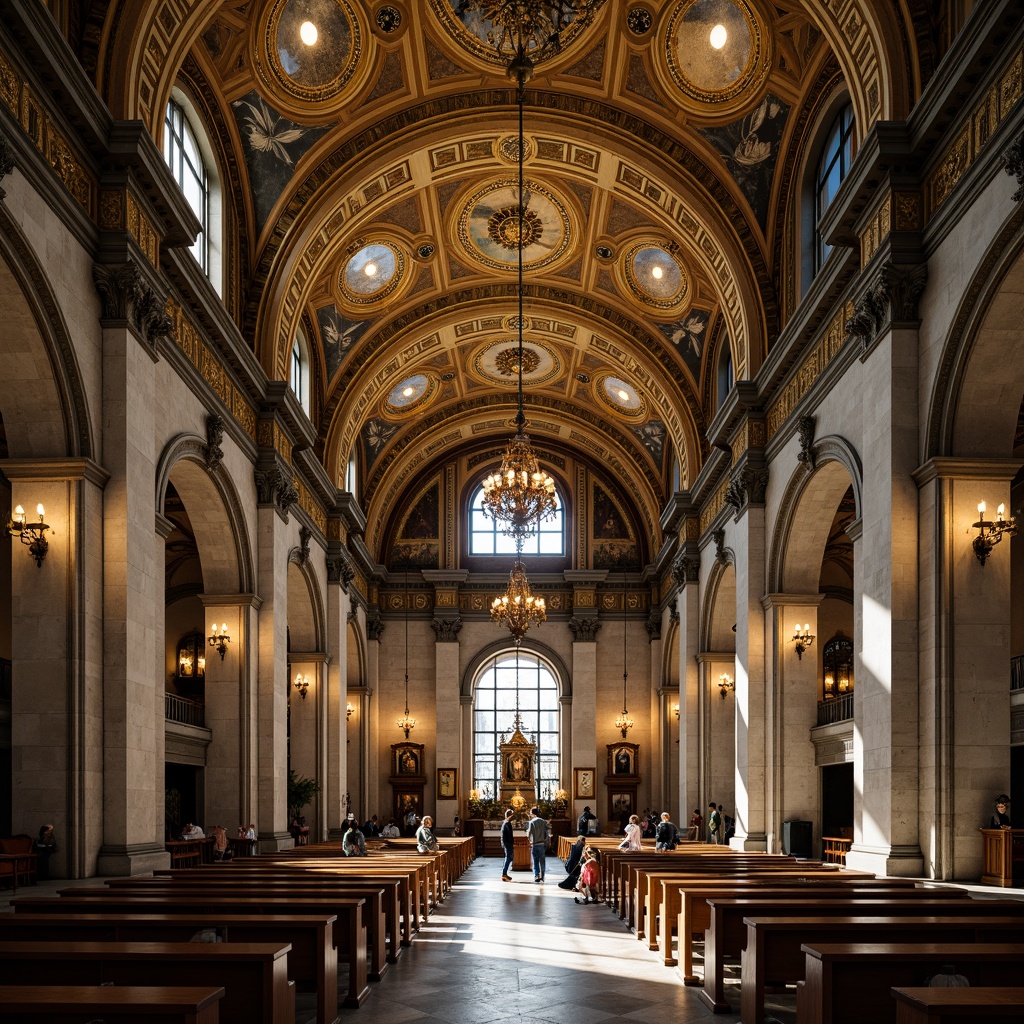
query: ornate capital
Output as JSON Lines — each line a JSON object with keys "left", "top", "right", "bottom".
{"left": 845, "top": 262, "right": 928, "bottom": 345}
{"left": 254, "top": 463, "right": 298, "bottom": 520}
{"left": 277, "top": 479, "right": 298, "bottom": 517}
{"left": 92, "top": 260, "right": 172, "bottom": 347}
{"left": 298, "top": 525, "right": 311, "bottom": 565}
{"left": 568, "top": 616, "right": 602, "bottom": 642}
{"left": 796, "top": 415, "right": 816, "bottom": 470}
{"left": 366, "top": 611, "right": 385, "bottom": 641}
{"left": 671, "top": 551, "right": 699, "bottom": 585}
{"left": 645, "top": 611, "right": 661, "bottom": 642}
{"left": 1004, "top": 130, "right": 1024, "bottom": 203}
{"left": 327, "top": 552, "right": 356, "bottom": 589}
{"left": 430, "top": 617, "right": 463, "bottom": 643}
{"left": 204, "top": 414, "right": 224, "bottom": 472}
{"left": 725, "top": 465, "right": 769, "bottom": 513}
{"left": 713, "top": 527, "right": 728, "bottom": 565}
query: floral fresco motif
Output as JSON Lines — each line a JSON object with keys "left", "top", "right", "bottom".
{"left": 361, "top": 417, "right": 397, "bottom": 469}
{"left": 633, "top": 420, "right": 666, "bottom": 469}
{"left": 658, "top": 308, "right": 709, "bottom": 377}
{"left": 698, "top": 94, "right": 789, "bottom": 229}
{"left": 593, "top": 541, "right": 639, "bottom": 571}
{"left": 316, "top": 304, "right": 371, "bottom": 381}
{"left": 230, "top": 92, "right": 333, "bottom": 231}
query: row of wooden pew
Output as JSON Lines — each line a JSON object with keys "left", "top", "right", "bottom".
{"left": 562, "top": 836, "right": 1024, "bottom": 1023}
{"left": 0, "top": 835, "right": 475, "bottom": 1024}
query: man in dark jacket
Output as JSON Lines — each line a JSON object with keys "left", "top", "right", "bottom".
{"left": 577, "top": 805, "right": 597, "bottom": 836}
{"left": 558, "top": 835, "right": 586, "bottom": 890}
{"left": 500, "top": 808, "right": 515, "bottom": 881}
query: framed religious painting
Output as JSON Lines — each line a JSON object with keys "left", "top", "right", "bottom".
{"left": 436, "top": 767, "right": 457, "bottom": 800}
{"left": 610, "top": 791, "right": 634, "bottom": 819}
{"left": 574, "top": 767, "right": 596, "bottom": 800}
{"left": 606, "top": 741, "right": 639, "bottom": 780}
{"left": 391, "top": 742, "right": 425, "bottom": 781}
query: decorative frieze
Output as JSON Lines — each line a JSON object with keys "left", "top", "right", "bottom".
{"left": 430, "top": 617, "right": 463, "bottom": 643}
{"left": 568, "top": 616, "right": 601, "bottom": 642}
{"left": 295, "top": 479, "right": 327, "bottom": 534}
{"left": 699, "top": 476, "right": 730, "bottom": 535}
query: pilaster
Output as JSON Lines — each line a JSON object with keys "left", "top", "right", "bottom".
{"left": 325, "top": 561, "right": 352, "bottom": 839}
{"left": 672, "top": 537, "right": 700, "bottom": 825}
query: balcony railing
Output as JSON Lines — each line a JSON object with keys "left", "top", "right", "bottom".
{"left": 165, "top": 692, "right": 205, "bottom": 728}
{"left": 816, "top": 691, "right": 853, "bottom": 727}
{"left": 1012, "top": 655, "right": 1024, "bottom": 692}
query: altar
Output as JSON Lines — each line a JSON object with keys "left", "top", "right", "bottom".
{"left": 481, "top": 830, "right": 534, "bottom": 870}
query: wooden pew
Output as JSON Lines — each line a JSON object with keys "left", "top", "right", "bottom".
{"left": 0, "top": 985, "right": 225, "bottom": 1024}
{"left": 101, "top": 876, "right": 394, "bottom": 978}
{"left": 743, "top": 918, "right": 1024, "bottom": 1023}
{"left": 0, "top": 913, "right": 337, "bottom": 1024}
{"left": 0, "top": 941, "right": 293, "bottom": 1024}
{"left": 700, "top": 896, "right": 1024, "bottom": 1014}
{"left": 14, "top": 894, "right": 368, "bottom": 1010}
{"left": 890, "top": 986, "right": 1024, "bottom": 1023}
{"left": 798, "top": 943, "right": 1024, "bottom": 1024}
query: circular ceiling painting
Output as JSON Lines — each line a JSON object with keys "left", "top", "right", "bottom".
{"left": 471, "top": 340, "right": 561, "bottom": 388}
{"left": 663, "top": 0, "right": 770, "bottom": 111}
{"left": 262, "top": 0, "right": 362, "bottom": 102}
{"left": 457, "top": 179, "right": 572, "bottom": 272}
{"left": 623, "top": 243, "right": 688, "bottom": 310}
{"left": 427, "top": 0, "right": 601, "bottom": 70}
{"left": 339, "top": 241, "right": 405, "bottom": 305}
{"left": 595, "top": 373, "right": 647, "bottom": 420}
{"left": 384, "top": 373, "right": 437, "bottom": 416}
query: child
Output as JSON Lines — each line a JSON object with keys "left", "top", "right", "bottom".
{"left": 574, "top": 846, "right": 601, "bottom": 905}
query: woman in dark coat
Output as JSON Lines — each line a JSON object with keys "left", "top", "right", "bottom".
{"left": 558, "top": 835, "right": 587, "bottom": 890}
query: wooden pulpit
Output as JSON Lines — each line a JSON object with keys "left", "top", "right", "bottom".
{"left": 979, "top": 827, "right": 1024, "bottom": 886}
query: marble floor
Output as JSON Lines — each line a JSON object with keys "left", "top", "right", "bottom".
{"left": 340, "top": 854, "right": 738, "bottom": 1024}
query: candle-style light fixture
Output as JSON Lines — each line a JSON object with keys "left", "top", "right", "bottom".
{"left": 346, "top": 701, "right": 355, "bottom": 720}
{"left": 6, "top": 502, "right": 50, "bottom": 567}
{"left": 973, "top": 500, "right": 1018, "bottom": 565}
{"left": 490, "top": 543, "right": 547, "bottom": 643}
{"left": 478, "top": 19, "right": 559, "bottom": 543}
{"left": 397, "top": 570, "right": 416, "bottom": 738}
{"left": 718, "top": 673, "right": 735, "bottom": 700}
{"left": 293, "top": 674, "right": 310, "bottom": 700}
{"left": 790, "top": 623, "right": 814, "bottom": 660}
{"left": 615, "top": 574, "right": 634, "bottom": 738}
{"left": 208, "top": 623, "right": 231, "bottom": 660}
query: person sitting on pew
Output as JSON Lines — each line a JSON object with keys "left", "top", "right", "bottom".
{"left": 343, "top": 818, "right": 367, "bottom": 856}
{"left": 209, "top": 825, "right": 229, "bottom": 860}
{"left": 416, "top": 815, "right": 439, "bottom": 854}
{"left": 380, "top": 818, "right": 400, "bottom": 839}
{"left": 181, "top": 823, "right": 204, "bottom": 840}
{"left": 991, "top": 794, "right": 1012, "bottom": 829}
{"left": 655, "top": 811, "right": 678, "bottom": 851}
{"left": 33, "top": 824, "right": 58, "bottom": 880}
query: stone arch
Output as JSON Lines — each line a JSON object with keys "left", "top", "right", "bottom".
{"left": 701, "top": 558, "right": 737, "bottom": 653}
{"left": 346, "top": 613, "right": 366, "bottom": 690}
{"left": 155, "top": 434, "right": 254, "bottom": 594}
{"left": 769, "top": 435, "right": 863, "bottom": 594}
{"left": 0, "top": 203, "right": 93, "bottom": 459}
{"left": 460, "top": 637, "right": 571, "bottom": 701}
{"left": 287, "top": 556, "right": 325, "bottom": 655}
{"left": 926, "top": 202, "right": 1024, "bottom": 460}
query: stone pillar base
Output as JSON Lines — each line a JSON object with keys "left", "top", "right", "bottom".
{"left": 96, "top": 843, "right": 170, "bottom": 877}
{"left": 730, "top": 832, "right": 767, "bottom": 851}
{"left": 258, "top": 831, "right": 296, "bottom": 853}
{"left": 846, "top": 843, "right": 924, "bottom": 878}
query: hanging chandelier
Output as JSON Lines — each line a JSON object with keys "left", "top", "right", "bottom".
{"left": 615, "top": 574, "right": 634, "bottom": 737}
{"left": 490, "top": 554, "right": 547, "bottom": 643}
{"left": 454, "top": 1, "right": 599, "bottom": 66}
{"left": 397, "top": 571, "right": 416, "bottom": 738}
{"left": 479, "top": 26, "right": 558, "bottom": 541}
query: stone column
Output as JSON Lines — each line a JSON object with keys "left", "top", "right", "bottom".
{"left": 914, "top": 457, "right": 1018, "bottom": 879}
{"left": 93, "top": 260, "right": 172, "bottom": 875}
{"left": 325, "top": 553, "right": 353, "bottom": 840}
{"left": 6, "top": 458, "right": 108, "bottom": 878}
{"left": 762, "top": 594, "right": 823, "bottom": 854}
{"left": 647, "top": 608, "right": 665, "bottom": 812}
{"left": 673, "top": 551, "right": 700, "bottom": 824}
{"left": 365, "top": 610, "right": 383, "bottom": 820}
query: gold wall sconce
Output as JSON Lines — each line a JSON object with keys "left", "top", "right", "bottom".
{"left": 6, "top": 503, "right": 49, "bottom": 567}
{"left": 973, "top": 501, "right": 1017, "bottom": 565}
{"left": 208, "top": 624, "right": 230, "bottom": 660}
{"left": 346, "top": 701, "right": 355, "bottom": 720}
{"left": 791, "top": 624, "right": 814, "bottom": 660}
{"left": 718, "top": 673, "right": 734, "bottom": 700}
{"left": 294, "top": 674, "right": 310, "bottom": 700}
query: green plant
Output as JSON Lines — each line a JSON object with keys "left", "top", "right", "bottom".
{"left": 287, "top": 769, "right": 321, "bottom": 819}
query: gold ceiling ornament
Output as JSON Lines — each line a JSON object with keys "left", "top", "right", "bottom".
{"left": 490, "top": 557, "right": 547, "bottom": 644}
{"left": 495, "top": 346, "right": 540, "bottom": 377}
{"left": 480, "top": 31, "right": 558, "bottom": 542}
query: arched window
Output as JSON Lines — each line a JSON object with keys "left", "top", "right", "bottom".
{"left": 290, "top": 327, "right": 310, "bottom": 416}
{"left": 716, "top": 341, "right": 734, "bottom": 410}
{"left": 345, "top": 452, "right": 358, "bottom": 500}
{"left": 469, "top": 483, "right": 564, "bottom": 556}
{"left": 813, "top": 104, "right": 855, "bottom": 273}
{"left": 163, "top": 91, "right": 223, "bottom": 295}
{"left": 472, "top": 649, "right": 560, "bottom": 800}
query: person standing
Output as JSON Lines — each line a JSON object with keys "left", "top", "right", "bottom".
{"left": 526, "top": 805, "right": 549, "bottom": 882}
{"left": 990, "top": 794, "right": 1012, "bottom": 829}
{"left": 500, "top": 808, "right": 515, "bottom": 881}
{"left": 707, "top": 802, "right": 722, "bottom": 844}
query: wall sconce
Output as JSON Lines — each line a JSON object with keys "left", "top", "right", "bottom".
{"left": 973, "top": 501, "right": 1017, "bottom": 565}
{"left": 672, "top": 703, "right": 680, "bottom": 719}
{"left": 346, "top": 701, "right": 355, "bottom": 720}
{"left": 718, "top": 673, "right": 734, "bottom": 700}
{"left": 208, "top": 624, "right": 230, "bottom": 660}
{"left": 294, "top": 674, "right": 310, "bottom": 700}
{"left": 791, "top": 623, "right": 814, "bottom": 660}
{"left": 6, "top": 503, "right": 50, "bottom": 567}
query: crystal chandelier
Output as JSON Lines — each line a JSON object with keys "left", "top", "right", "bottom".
{"left": 479, "top": 25, "right": 558, "bottom": 541}
{"left": 454, "top": 1, "right": 599, "bottom": 66}
{"left": 615, "top": 574, "right": 633, "bottom": 737}
{"left": 397, "top": 571, "right": 416, "bottom": 738}
{"left": 490, "top": 553, "right": 547, "bottom": 643}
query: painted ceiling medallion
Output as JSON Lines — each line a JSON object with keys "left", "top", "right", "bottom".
{"left": 622, "top": 243, "right": 688, "bottom": 311}
{"left": 340, "top": 241, "right": 405, "bottom": 304}
{"left": 458, "top": 179, "right": 571, "bottom": 272}
{"left": 427, "top": 0, "right": 603, "bottom": 70}
{"left": 662, "top": 0, "right": 771, "bottom": 113}
{"left": 596, "top": 373, "right": 647, "bottom": 419}
{"left": 260, "top": 0, "right": 362, "bottom": 103}
{"left": 497, "top": 134, "right": 534, "bottom": 165}
{"left": 384, "top": 373, "right": 437, "bottom": 415}
{"left": 495, "top": 346, "right": 541, "bottom": 376}
{"left": 472, "top": 340, "right": 560, "bottom": 387}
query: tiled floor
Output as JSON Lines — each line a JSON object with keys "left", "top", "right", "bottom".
{"left": 344, "top": 854, "right": 735, "bottom": 1024}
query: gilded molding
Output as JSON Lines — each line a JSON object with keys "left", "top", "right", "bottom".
{"left": 699, "top": 476, "right": 729, "bottom": 535}
{"left": 859, "top": 193, "right": 891, "bottom": 267}
{"left": 296, "top": 479, "right": 327, "bottom": 534}
{"left": 257, "top": 421, "right": 294, "bottom": 464}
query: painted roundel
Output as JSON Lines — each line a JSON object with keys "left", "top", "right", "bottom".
{"left": 260, "top": 0, "right": 363, "bottom": 102}
{"left": 595, "top": 373, "right": 647, "bottom": 420}
{"left": 339, "top": 242, "right": 406, "bottom": 305}
{"left": 471, "top": 338, "right": 561, "bottom": 388}
{"left": 623, "top": 243, "right": 688, "bottom": 311}
{"left": 384, "top": 373, "right": 438, "bottom": 417}
{"left": 457, "top": 179, "right": 572, "bottom": 273}
{"left": 662, "top": 0, "right": 771, "bottom": 113}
